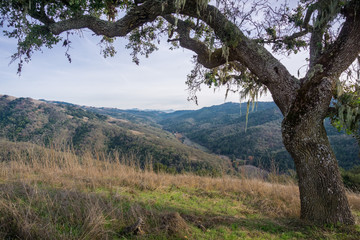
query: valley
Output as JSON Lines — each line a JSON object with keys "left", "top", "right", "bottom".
{"left": 1, "top": 94, "right": 359, "bottom": 175}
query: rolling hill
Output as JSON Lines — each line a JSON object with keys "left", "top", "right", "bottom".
{"left": 92, "top": 102, "right": 359, "bottom": 172}
{"left": 0, "top": 94, "right": 227, "bottom": 175}
{"left": 1, "top": 94, "right": 358, "bottom": 174}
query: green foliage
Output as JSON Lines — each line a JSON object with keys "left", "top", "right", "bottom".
{"left": 1, "top": 0, "right": 62, "bottom": 73}
{"left": 72, "top": 123, "right": 93, "bottom": 146}
{"left": 125, "top": 18, "right": 165, "bottom": 64}
{"left": 288, "top": 5, "right": 304, "bottom": 27}
{"left": 99, "top": 36, "right": 117, "bottom": 58}
{"left": 265, "top": 27, "right": 276, "bottom": 39}
{"left": 0, "top": 0, "right": 136, "bottom": 72}
{"left": 331, "top": 80, "right": 360, "bottom": 145}
{"left": 272, "top": 37, "right": 307, "bottom": 54}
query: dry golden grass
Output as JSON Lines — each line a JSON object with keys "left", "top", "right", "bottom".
{"left": 1, "top": 145, "right": 360, "bottom": 239}
{"left": 0, "top": 145, "right": 301, "bottom": 218}
{"left": 0, "top": 182, "right": 114, "bottom": 239}
{"left": 347, "top": 192, "right": 360, "bottom": 212}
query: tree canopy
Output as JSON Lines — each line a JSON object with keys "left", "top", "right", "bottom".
{"left": 1, "top": 0, "right": 360, "bottom": 225}
{"left": 1, "top": 0, "right": 359, "bottom": 135}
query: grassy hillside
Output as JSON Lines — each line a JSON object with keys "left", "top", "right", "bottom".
{"left": 0, "top": 95, "right": 227, "bottom": 175}
{"left": 0, "top": 143, "right": 360, "bottom": 239}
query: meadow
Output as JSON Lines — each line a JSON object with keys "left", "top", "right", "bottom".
{"left": 0, "top": 144, "right": 360, "bottom": 239}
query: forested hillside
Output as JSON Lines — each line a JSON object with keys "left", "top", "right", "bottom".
{"left": 95, "top": 102, "right": 359, "bottom": 172}
{"left": 158, "top": 102, "right": 359, "bottom": 171}
{"left": 0, "top": 95, "right": 226, "bottom": 175}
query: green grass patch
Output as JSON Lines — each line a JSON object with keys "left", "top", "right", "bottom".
{"left": 1, "top": 175, "right": 360, "bottom": 239}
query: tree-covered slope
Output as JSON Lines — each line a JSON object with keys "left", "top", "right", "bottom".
{"left": 0, "top": 95, "right": 227, "bottom": 175}
{"left": 157, "top": 102, "right": 359, "bottom": 171}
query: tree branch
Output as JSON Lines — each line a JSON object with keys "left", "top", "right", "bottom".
{"left": 302, "top": 2, "right": 318, "bottom": 30}
{"left": 309, "top": 0, "right": 345, "bottom": 67}
{"left": 164, "top": 15, "right": 229, "bottom": 69}
{"left": 178, "top": 2, "right": 299, "bottom": 114}
{"left": 13, "top": 0, "right": 55, "bottom": 25}
{"left": 46, "top": 1, "right": 172, "bottom": 37}
{"left": 255, "top": 29, "right": 309, "bottom": 44}
{"left": 306, "top": 0, "right": 360, "bottom": 85}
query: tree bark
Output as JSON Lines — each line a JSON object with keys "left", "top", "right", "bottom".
{"left": 282, "top": 77, "right": 355, "bottom": 224}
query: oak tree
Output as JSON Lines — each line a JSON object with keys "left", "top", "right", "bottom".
{"left": 1, "top": 0, "right": 360, "bottom": 224}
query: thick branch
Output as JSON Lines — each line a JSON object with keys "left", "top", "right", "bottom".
{"left": 309, "top": 14, "right": 325, "bottom": 67}
{"left": 309, "top": 0, "right": 344, "bottom": 67}
{"left": 306, "top": 0, "right": 360, "bottom": 85}
{"left": 303, "top": 2, "right": 317, "bottom": 29}
{"left": 318, "top": 0, "right": 360, "bottom": 77}
{"left": 309, "top": 0, "right": 327, "bottom": 67}
{"left": 47, "top": 1, "right": 172, "bottom": 37}
{"left": 178, "top": 2, "right": 299, "bottom": 115}
{"left": 17, "top": 1, "right": 55, "bottom": 25}
{"left": 256, "top": 29, "right": 309, "bottom": 44}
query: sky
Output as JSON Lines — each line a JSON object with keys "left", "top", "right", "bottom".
{"left": 0, "top": 28, "right": 307, "bottom": 111}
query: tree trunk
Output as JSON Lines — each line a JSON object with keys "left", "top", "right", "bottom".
{"left": 282, "top": 78, "right": 355, "bottom": 225}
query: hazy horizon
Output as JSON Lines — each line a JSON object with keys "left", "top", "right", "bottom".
{"left": 0, "top": 93, "right": 276, "bottom": 112}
